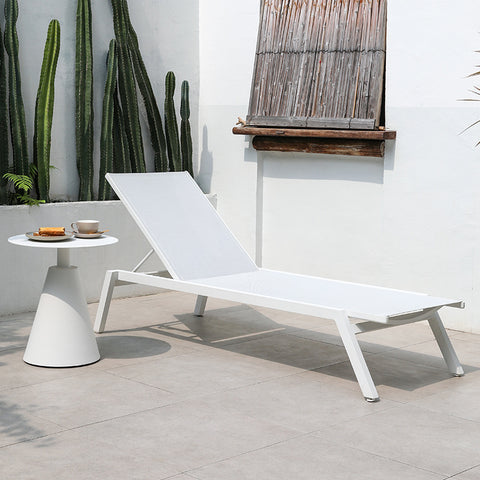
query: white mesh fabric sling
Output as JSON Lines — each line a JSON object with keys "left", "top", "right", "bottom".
{"left": 94, "top": 172, "right": 464, "bottom": 401}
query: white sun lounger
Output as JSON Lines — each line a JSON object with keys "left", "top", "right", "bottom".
{"left": 94, "top": 172, "right": 464, "bottom": 401}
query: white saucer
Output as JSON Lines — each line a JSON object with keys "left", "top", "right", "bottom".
{"left": 26, "top": 232, "right": 74, "bottom": 242}
{"left": 74, "top": 232, "right": 104, "bottom": 239}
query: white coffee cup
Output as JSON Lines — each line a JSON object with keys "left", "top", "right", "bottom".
{"left": 71, "top": 220, "right": 100, "bottom": 234}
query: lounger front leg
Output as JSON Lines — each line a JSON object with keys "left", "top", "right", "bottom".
{"left": 194, "top": 295, "right": 208, "bottom": 316}
{"left": 335, "top": 313, "right": 379, "bottom": 402}
{"left": 428, "top": 312, "right": 464, "bottom": 376}
{"left": 94, "top": 270, "right": 118, "bottom": 333}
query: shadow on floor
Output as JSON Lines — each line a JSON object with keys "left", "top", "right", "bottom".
{"left": 102, "top": 304, "right": 478, "bottom": 393}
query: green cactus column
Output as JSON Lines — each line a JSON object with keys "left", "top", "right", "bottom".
{"left": 34, "top": 19, "right": 60, "bottom": 203}
{"left": 164, "top": 71, "right": 181, "bottom": 172}
{"left": 111, "top": 0, "right": 145, "bottom": 173}
{"left": 4, "top": 0, "right": 29, "bottom": 178}
{"left": 99, "top": 39, "right": 117, "bottom": 200}
{"left": 0, "top": 22, "right": 9, "bottom": 204}
{"left": 180, "top": 80, "right": 193, "bottom": 177}
{"left": 122, "top": 0, "right": 168, "bottom": 172}
{"left": 75, "top": 0, "right": 94, "bottom": 200}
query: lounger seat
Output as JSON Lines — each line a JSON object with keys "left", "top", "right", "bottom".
{"left": 94, "top": 172, "right": 464, "bottom": 401}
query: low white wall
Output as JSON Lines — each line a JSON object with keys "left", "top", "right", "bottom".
{"left": 1, "top": 202, "right": 165, "bottom": 316}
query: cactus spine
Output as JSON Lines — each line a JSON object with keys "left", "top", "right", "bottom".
{"left": 122, "top": 0, "right": 168, "bottom": 172}
{"left": 99, "top": 39, "right": 117, "bottom": 201}
{"left": 111, "top": 0, "right": 145, "bottom": 173}
{"left": 34, "top": 19, "right": 60, "bottom": 203}
{"left": 75, "top": 0, "right": 94, "bottom": 201}
{"left": 4, "top": 0, "right": 29, "bottom": 178}
{"left": 164, "top": 71, "right": 181, "bottom": 172}
{"left": 0, "top": 22, "right": 9, "bottom": 204}
{"left": 180, "top": 80, "right": 193, "bottom": 177}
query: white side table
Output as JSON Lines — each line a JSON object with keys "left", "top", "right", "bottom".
{"left": 8, "top": 234, "right": 118, "bottom": 367}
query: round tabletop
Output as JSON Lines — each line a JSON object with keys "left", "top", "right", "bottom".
{"left": 8, "top": 234, "right": 118, "bottom": 249}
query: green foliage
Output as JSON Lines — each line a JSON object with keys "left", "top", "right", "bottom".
{"left": 111, "top": 0, "right": 145, "bottom": 173}
{"left": 75, "top": 0, "right": 94, "bottom": 200}
{"left": 4, "top": 0, "right": 29, "bottom": 177}
{"left": 3, "top": 168, "right": 45, "bottom": 206}
{"left": 180, "top": 80, "right": 193, "bottom": 177}
{"left": 99, "top": 39, "right": 118, "bottom": 201}
{"left": 164, "top": 71, "right": 181, "bottom": 172}
{"left": 122, "top": 0, "right": 168, "bottom": 172}
{"left": 34, "top": 19, "right": 60, "bottom": 203}
{"left": 0, "top": 21, "right": 9, "bottom": 204}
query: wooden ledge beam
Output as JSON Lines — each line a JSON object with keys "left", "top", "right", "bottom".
{"left": 232, "top": 126, "right": 396, "bottom": 140}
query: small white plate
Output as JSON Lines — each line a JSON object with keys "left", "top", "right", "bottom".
{"left": 74, "top": 232, "right": 104, "bottom": 239}
{"left": 26, "top": 232, "right": 74, "bottom": 242}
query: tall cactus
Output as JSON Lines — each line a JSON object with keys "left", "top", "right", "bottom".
{"left": 164, "top": 71, "right": 181, "bottom": 172}
{"left": 75, "top": 0, "right": 94, "bottom": 200}
{"left": 121, "top": 0, "right": 168, "bottom": 172}
{"left": 4, "top": 0, "right": 29, "bottom": 178}
{"left": 180, "top": 80, "right": 193, "bottom": 177}
{"left": 34, "top": 19, "right": 60, "bottom": 203}
{"left": 111, "top": 0, "right": 145, "bottom": 173}
{"left": 0, "top": 22, "right": 9, "bottom": 204}
{"left": 112, "top": 87, "right": 131, "bottom": 174}
{"left": 99, "top": 39, "right": 117, "bottom": 201}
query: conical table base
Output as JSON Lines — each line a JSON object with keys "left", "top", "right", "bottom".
{"left": 23, "top": 265, "right": 100, "bottom": 367}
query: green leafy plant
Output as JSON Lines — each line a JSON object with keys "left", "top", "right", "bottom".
{"left": 3, "top": 166, "right": 45, "bottom": 206}
{"left": 34, "top": 19, "right": 60, "bottom": 203}
{"left": 75, "top": 0, "right": 94, "bottom": 200}
{"left": 460, "top": 53, "right": 480, "bottom": 145}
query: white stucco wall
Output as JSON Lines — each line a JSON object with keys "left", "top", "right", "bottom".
{"left": 197, "top": 0, "right": 480, "bottom": 333}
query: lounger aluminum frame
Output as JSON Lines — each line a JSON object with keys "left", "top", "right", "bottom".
{"left": 94, "top": 172, "right": 464, "bottom": 401}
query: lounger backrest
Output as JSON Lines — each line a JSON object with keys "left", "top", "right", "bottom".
{"left": 107, "top": 172, "right": 258, "bottom": 280}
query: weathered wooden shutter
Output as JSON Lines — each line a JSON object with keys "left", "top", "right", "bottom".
{"left": 247, "top": 0, "right": 386, "bottom": 130}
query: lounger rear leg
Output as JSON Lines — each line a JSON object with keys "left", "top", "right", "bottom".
{"left": 428, "top": 312, "right": 464, "bottom": 376}
{"left": 194, "top": 295, "right": 208, "bottom": 316}
{"left": 335, "top": 313, "right": 379, "bottom": 402}
{"left": 94, "top": 270, "right": 118, "bottom": 333}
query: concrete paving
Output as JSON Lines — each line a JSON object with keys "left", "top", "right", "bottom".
{"left": 1, "top": 291, "right": 480, "bottom": 479}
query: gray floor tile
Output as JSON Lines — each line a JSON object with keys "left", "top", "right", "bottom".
{"left": 0, "top": 395, "right": 65, "bottom": 447}
{"left": 314, "top": 351, "right": 461, "bottom": 402}
{"left": 222, "top": 332, "right": 350, "bottom": 370}
{"left": 3, "top": 370, "right": 175, "bottom": 429}
{"left": 107, "top": 348, "right": 301, "bottom": 397}
{"left": 449, "top": 465, "right": 480, "bottom": 479}
{"left": 0, "top": 427, "right": 181, "bottom": 480}
{"left": 77, "top": 399, "right": 301, "bottom": 471}
{"left": 198, "top": 373, "right": 398, "bottom": 433}
{"left": 189, "top": 434, "right": 445, "bottom": 480}
{"left": 386, "top": 338, "right": 480, "bottom": 371}
{"left": 0, "top": 348, "right": 86, "bottom": 391}
{"left": 0, "top": 312, "right": 33, "bottom": 352}
{"left": 315, "top": 404, "right": 480, "bottom": 476}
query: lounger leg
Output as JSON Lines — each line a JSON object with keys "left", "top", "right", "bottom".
{"left": 428, "top": 312, "right": 464, "bottom": 376}
{"left": 335, "top": 314, "right": 379, "bottom": 402}
{"left": 194, "top": 295, "right": 208, "bottom": 316}
{"left": 94, "top": 270, "right": 118, "bottom": 333}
